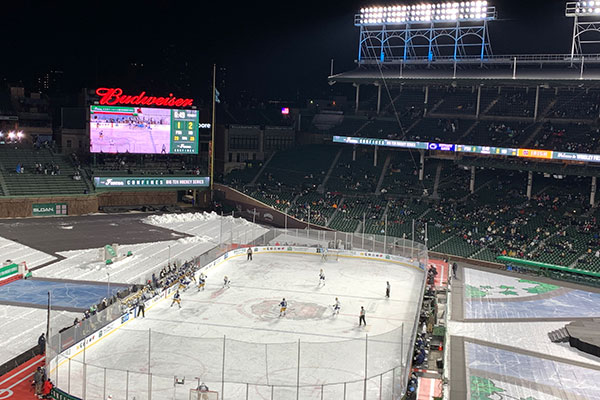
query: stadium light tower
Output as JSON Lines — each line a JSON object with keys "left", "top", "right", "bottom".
{"left": 355, "top": 1, "right": 497, "bottom": 64}
{"left": 566, "top": 1, "right": 600, "bottom": 59}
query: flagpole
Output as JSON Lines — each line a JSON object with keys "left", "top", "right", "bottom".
{"left": 210, "top": 63, "right": 216, "bottom": 203}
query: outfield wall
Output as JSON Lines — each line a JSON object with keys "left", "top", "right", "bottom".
{"left": 0, "top": 191, "right": 181, "bottom": 218}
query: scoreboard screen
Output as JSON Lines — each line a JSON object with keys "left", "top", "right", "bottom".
{"left": 90, "top": 105, "right": 198, "bottom": 154}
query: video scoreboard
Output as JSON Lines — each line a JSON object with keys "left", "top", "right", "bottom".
{"left": 170, "top": 110, "right": 199, "bottom": 154}
{"left": 90, "top": 106, "right": 199, "bottom": 154}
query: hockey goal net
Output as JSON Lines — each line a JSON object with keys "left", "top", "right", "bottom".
{"left": 321, "top": 249, "right": 339, "bottom": 262}
{"left": 189, "top": 389, "right": 218, "bottom": 400}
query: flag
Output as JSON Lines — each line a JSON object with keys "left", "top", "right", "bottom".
{"left": 215, "top": 88, "right": 221, "bottom": 104}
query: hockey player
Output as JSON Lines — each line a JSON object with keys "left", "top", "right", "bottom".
{"left": 197, "top": 274, "right": 206, "bottom": 291}
{"left": 318, "top": 269, "right": 326, "bottom": 286}
{"left": 359, "top": 306, "right": 366, "bottom": 326}
{"left": 332, "top": 297, "right": 341, "bottom": 315}
{"left": 279, "top": 298, "right": 287, "bottom": 317}
{"left": 223, "top": 275, "right": 231, "bottom": 288}
{"left": 321, "top": 247, "right": 328, "bottom": 261}
{"left": 171, "top": 290, "right": 181, "bottom": 309}
{"left": 386, "top": 281, "right": 391, "bottom": 298}
{"left": 247, "top": 247, "right": 253, "bottom": 261}
{"left": 179, "top": 277, "right": 191, "bottom": 291}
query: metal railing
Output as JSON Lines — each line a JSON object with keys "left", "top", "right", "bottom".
{"left": 358, "top": 53, "right": 600, "bottom": 64}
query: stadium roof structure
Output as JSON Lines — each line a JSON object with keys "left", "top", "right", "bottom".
{"left": 328, "top": 61, "right": 600, "bottom": 87}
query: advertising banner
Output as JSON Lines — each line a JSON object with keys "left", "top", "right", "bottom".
{"left": 93, "top": 176, "right": 209, "bottom": 189}
{"left": 32, "top": 203, "right": 68, "bottom": 216}
{"left": 0, "top": 263, "right": 18, "bottom": 280}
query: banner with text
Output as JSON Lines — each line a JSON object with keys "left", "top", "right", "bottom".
{"left": 93, "top": 176, "right": 210, "bottom": 189}
{"left": 33, "top": 203, "right": 68, "bottom": 216}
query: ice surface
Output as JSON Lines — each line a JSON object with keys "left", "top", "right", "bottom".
{"left": 51, "top": 252, "right": 424, "bottom": 400}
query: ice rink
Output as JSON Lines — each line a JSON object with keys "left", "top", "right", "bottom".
{"left": 51, "top": 251, "right": 424, "bottom": 400}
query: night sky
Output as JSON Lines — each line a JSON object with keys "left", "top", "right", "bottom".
{"left": 1, "top": 0, "right": 574, "bottom": 103}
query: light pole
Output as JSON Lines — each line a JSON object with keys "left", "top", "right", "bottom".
{"left": 307, "top": 205, "right": 311, "bottom": 236}
{"left": 106, "top": 272, "right": 110, "bottom": 299}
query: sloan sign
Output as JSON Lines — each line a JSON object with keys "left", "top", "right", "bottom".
{"left": 95, "top": 88, "right": 194, "bottom": 108}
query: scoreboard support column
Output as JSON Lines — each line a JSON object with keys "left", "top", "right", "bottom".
{"left": 419, "top": 150, "right": 425, "bottom": 182}
{"left": 354, "top": 83, "right": 361, "bottom": 113}
{"left": 373, "top": 145, "right": 378, "bottom": 167}
{"left": 475, "top": 86, "right": 482, "bottom": 119}
{"left": 591, "top": 176, "right": 597, "bottom": 207}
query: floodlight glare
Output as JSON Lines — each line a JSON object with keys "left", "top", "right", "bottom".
{"left": 8, "top": 132, "right": 16, "bottom": 139}
{"left": 358, "top": 1, "right": 495, "bottom": 24}
{"left": 16, "top": 132, "right": 24, "bottom": 138}
{"left": 567, "top": 0, "right": 600, "bottom": 15}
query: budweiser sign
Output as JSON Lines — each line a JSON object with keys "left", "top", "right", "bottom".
{"left": 95, "top": 88, "right": 194, "bottom": 107}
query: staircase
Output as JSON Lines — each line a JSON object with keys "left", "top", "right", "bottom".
{"left": 520, "top": 122, "right": 544, "bottom": 148}
{"left": 548, "top": 327, "right": 570, "bottom": 343}
{"left": 427, "top": 99, "right": 445, "bottom": 115}
{"left": 458, "top": 121, "right": 480, "bottom": 142}
{"left": 249, "top": 151, "right": 276, "bottom": 186}
{"left": 375, "top": 154, "right": 392, "bottom": 194}
{"left": 326, "top": 198, "right": 344, "bottom": 228}
{"left": 0, "top": 170, "right": 8, "bottom": 196}
{"left": 318, "top": 148, "right": 343, "bottom": 194}
{"left": 431, "top": 162, "right": 443, "bottom": 199}
{"left": 80, "top": 168, "right": 95, "bottom": 193}
{"left": 480, "top": 96, "right": 499, "bottom": 116}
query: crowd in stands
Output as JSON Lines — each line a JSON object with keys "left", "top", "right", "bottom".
{"left": 223, "top": 145, "right": 600, "bottom": 273}
{"left": 532, "top": 122, "right": 600, "bottom": 154}
{"left": 289, "top": 190, "right": 341, "bottom": 226}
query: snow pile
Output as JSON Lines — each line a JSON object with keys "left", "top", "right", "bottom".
{"left": 177, "top": 236, "right": 213, "bottom": 244}
{"left": 143, "top": 212, "right": 220, "bottom": 226}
